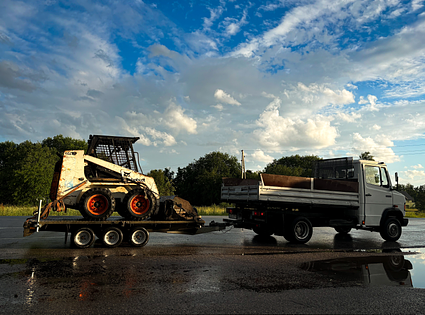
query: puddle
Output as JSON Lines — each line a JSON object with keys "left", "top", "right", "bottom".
{"left": 402, "top": 248, "right": 425, "bottom": 288}
{"left": 301, "top": 250, "right": 425, "bottom": 288}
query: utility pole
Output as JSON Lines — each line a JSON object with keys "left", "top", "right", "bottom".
{"left": 241, "top": 150, "right": 246, "bottom": 179}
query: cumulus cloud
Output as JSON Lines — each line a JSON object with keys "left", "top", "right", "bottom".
{"left": 253, "top": 98, "right": 338, "bottom": 149}
{"left": 350, "top": 133, "right": 400, "bottom": 163}
{"left": 214, "top": 89, "right": 241, "bottom": 106}
{"left": 250, "top": 150, "right": 274, "bottom": 164}
{"left": 162, "top": 102, "right": 198, "bottom": 135}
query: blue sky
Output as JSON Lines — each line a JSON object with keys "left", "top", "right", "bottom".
{"left": 1, "top": 0, "right": 425, "bottom": 185}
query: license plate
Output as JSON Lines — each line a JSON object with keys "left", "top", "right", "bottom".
{"left": 229, "top": 214, "right": 238, "bottom": 219}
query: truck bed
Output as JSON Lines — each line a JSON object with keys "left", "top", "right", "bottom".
{"left": 221, "top": 174, "right": 359, "bottom": 208}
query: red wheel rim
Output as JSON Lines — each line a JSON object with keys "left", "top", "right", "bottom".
{"left": 130, "top": 195, "right": 150, "bottom": 215}
{"left": 87, "top": 194, "right": 109, "bottom": 215}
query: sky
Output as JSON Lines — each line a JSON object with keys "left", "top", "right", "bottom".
{"left": 1, "top": 0, "right": 425, "bottom": 186}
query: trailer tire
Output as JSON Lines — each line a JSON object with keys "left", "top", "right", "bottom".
{"left": 79, "top": 188, "right": 115, "bottom": 221}
{"left": 71, "top": 228, "right": 95, "bottom": 249}
{"left": 380, "top": 218, "right": 402, "bottom": 242}
{"left": 122, "top": 188, "right": 155, "bottom": 220}
{"left": 128, "top": 227, "right": 149, "bottom": 247}
{"left": 285, "top": 217, "right": 313, "bottom": 244}
{"left": 335, "top": 227, "right": 351, "bottom": 234}
{"left": 101, "top": 227, "right": 123, "bottom": 248}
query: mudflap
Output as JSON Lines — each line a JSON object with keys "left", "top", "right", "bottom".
{"left": 155, "top": 196, "right": 203, "bottom": 222}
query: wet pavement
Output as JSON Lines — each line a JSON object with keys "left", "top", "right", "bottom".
{"left": 1, "top": 216, "right": 425, "bottom": 314}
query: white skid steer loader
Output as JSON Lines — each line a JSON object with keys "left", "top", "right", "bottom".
{"left": 45, "top": 135, "right": 199, "bottom": 221}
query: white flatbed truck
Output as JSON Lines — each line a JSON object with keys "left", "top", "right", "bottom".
{"left": 222, "top": 158, "right": 408, "bottom": 243}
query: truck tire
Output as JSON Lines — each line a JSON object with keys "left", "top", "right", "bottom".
{"left": 335, "top": 227, "right": 351, "bottom": 234}
{"left": 71, "top": 227, "right": 96, "bottom": 249}
{"left": 380, "top": 218, "right": 402, "bottom": 241}
{"left": 285, "top": 217, "right": 313, "bottom": 244}
{"left": 79, "top": 188, "right": 115, "bottom": 221}
{"left": 101, "top": 227, "right": 123, "bottom": 248}
{"left": 128, "top": 227, "right": 149, "bottom": 247}
{"left": 122, "top": 188, "right": 155, "bottom": 220}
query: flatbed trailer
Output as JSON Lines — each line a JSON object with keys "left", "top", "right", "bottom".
{"left": 23, "top": 216, "right": 228, "bottom": 249}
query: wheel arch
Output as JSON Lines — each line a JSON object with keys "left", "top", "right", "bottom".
{"left": 380, "top": 208, "right": 404, "bottom": 227}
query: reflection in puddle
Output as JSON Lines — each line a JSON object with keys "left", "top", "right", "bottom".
{"left": 402, "top": 249, "right": 425, "bottom": 288}
{"left": 301, "top": 255, "right": 413, "bottom": 288}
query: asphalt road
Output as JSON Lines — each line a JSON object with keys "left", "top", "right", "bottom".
{"left": 1, "top": 216, "right": 425, "bottom": 314}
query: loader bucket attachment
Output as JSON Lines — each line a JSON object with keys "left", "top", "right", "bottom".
{"left": 156, "top": 196, "right": 202, "bottom": 221}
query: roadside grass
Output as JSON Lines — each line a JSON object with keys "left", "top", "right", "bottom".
{"left": 405, "top": 209, "right": 425, "bottom": 218}
{"left": 3, "top": 203, "right": 420, "bottom": 218}
{"left": 0, "top": 203, "right": 230, "bottom": 217}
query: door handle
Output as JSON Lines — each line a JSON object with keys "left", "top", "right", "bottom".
{"left": 365, "top": 193, "right": 372, "bottom": 196}
{"left": 386, "top": 195, "right": 392, "bottom": 198}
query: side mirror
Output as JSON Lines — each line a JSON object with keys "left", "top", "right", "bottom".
{"left": 395, "top": 172, "right": 399, "bottom": 191}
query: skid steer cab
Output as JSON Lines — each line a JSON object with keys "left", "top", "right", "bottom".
{"left": 46, "top": 135, "right": 198, "bottom": 221}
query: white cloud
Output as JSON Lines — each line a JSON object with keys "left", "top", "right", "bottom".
{"left": 412, "top": 164, "right": 424, "bottom": 169}
{"left": 336, "top": 112, "right": 362, "bottom": 123}
{"left": 211, "top": 104, "right": 224, "bottom": 111}
{"left": 253, "top": 98, "right": 338, "bottom": 149}
{"left": 250, "top": 150, "right": 274, "bottom": 164}
{"left": 350, "top": 133, "right": 400, "bottom": 163}
{"left": 162, "top": 102, "right": 198, "bottom": 135}
{"left": 214, "top": 89, "right": 241, "bottom": 106}
{"left": 401, "top": 169, "right": 425, "bottom": 182}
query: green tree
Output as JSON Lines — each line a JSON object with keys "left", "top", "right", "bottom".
{"left": 414, "top": 185, "right": 425, "bottom": 212}
{"left": 0, "top": 141, "right": 19, "bottom": 204}
{"left": 359, "top": 152, "right": 375, "bottom": 161}
{"left": 42, "top": 134, "right": 87, "bottom": 155}
{"left": 264, "top": 155, "right": 322, "bottom": 177}
{"left": 0, "top": 135, "right": 89, "bottom": 206}
{"left": 174, "top": 151, "right": 241, "bottom": 206}
{"left": 0, "top": 141, "right": 57, "bottom": 205}
{"left": 147, "top": 169, "right": 176, "bottom": 196}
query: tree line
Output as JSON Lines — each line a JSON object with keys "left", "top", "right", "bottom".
{"left": 1, "top": 136, "right": 424, "bottom": 211}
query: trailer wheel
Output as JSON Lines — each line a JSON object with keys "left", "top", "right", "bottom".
{"left": 335, "top": 227, "right": 351, "bottom": 234}
{"left": 380, "top": 218, "right": 402, "bottom": 242}
{"left": 122, "top": 188, "right": 155, "bottom": 220}
{"left": 79, "top": 188, "right": 115, "bottom": 221}
{"left": 101, "top": 227, "right": 123, "bottom": 248}
{"left": 285, "top": 217, "right": 313, "bottom": 244}
{"left": 72, "top": 228, "right": 95, "bottom": 249}
{"left": 128, "top": 227, "right": 149, "bottom": 247}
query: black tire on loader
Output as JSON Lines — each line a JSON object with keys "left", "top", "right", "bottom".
{"left": 122, "top": 188, "right": 156, "bottom": 220}
{"left": 79, "top": 188, "right": 115, "bottom": 221}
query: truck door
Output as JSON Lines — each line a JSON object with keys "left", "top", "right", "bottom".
{"left": 364, "top": 165, "right": 392, "bottom": 226}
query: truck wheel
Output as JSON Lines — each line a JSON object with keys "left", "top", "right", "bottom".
{"left": 79, "top": 188, "right": 115, "bottom": 221}
{"left": 253, "top": 226, "right": 274, "bottom": 236}
{"left": 335, "top": 227, "right": 351, "bottom": 234}
{"left": 286, "top": 217, "right": 313, "bottom": 244}
{"left": 128, "top": 227, "right": 149, "bottom": 247}
{"left": 380, "top": 218, "right": 402, "bottom": 241}
{"left": 101, "top": 227, "right": 123, "bottom": 248}
{"left": 122, "top": 188, "right": 155, "bottom": 220}
{"left": 72, "top": 228, "right": 95, "bottom": 249}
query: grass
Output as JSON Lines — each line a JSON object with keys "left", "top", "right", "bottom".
{"left": 0, "top": 203, "right": 230, "bottom": 217}
{"left": 2, "top": 203, "right": 422, "bottom": 218}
